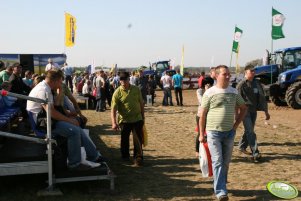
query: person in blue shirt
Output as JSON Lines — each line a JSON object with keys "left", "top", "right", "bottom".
{"left": 172, "top": 69, "right": 184, "bottom": 106}
{"left": 22, "top": 70, "right": 33, "bottom": 88}
{"left": 61, "top": 63, "right": 74, "bottom": 93}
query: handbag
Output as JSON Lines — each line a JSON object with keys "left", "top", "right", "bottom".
{"left": 142, "top": 124, "right": 148, "bottom": 147}
{"left": 92, "top": 88, "right": 97, "bottom": 97}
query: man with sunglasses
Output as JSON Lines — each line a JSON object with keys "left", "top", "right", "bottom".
{"left": 237, "top": 64, "right": 270, "bottom": 162}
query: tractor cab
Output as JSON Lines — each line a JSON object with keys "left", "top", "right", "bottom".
{"left": 143, "top": 60, "right": 172, "bottom": 88}
{"left": 254, "top": 47, "right": 301, "bottom": 108}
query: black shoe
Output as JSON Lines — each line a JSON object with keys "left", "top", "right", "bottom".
{"left": 69, "top": 163, "right": 92, "bottom": 171}
{"left": 239, "top": 148, "right": 252, "bottom": 155}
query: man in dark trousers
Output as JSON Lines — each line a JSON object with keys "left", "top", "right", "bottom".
{"left": 237, "top": 64, "right": 270, "bottom": 162}
{"left": 172, "top": 69, "right": 184, "bottom": 106}
{"left": 111, "top": 72, "right": 145, "bottom": 166}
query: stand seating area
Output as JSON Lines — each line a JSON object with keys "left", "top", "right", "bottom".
{"left": 0, "top": 90, "right": 115, "bottom": 195}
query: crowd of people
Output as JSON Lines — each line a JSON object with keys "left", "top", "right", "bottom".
{"left": 0, "top": 59, "right": 182, "bottom": 170}
{"left": 0, "top": 60, "right": 109, "bottom": 171}
{"left": 0, "top": 59, "right": 271, "bottom": 200}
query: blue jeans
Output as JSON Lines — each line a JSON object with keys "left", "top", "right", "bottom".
{"left": 238, "top": 111, "right": 259, "bottom": 157}
{"left": 53, "top": 121, "right": 100, "bottom": 168}
{"left": 163, "top": 87, "right": 173, "bottom": 106}
{"left": 207, "top": 129, "right": 236, "bottom": 198}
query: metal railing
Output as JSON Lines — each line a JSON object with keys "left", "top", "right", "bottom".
{"left": 0, "top": 89, "right": 55, "bottom": 191}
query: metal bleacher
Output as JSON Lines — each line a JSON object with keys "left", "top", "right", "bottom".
{"left": 0, "top": 90, "right": 115, "bottom": 195}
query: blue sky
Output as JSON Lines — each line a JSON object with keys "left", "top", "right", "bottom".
{"left": 1, "top": 0, "right": 300, "bottom": 67}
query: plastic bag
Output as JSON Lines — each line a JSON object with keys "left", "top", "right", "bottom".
{"left": 199, "top": 142, "right": 213, "bottom": 177}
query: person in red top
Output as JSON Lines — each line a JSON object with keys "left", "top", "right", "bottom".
{"left": 198, "top": 71, "right": 205, "bottom": 88}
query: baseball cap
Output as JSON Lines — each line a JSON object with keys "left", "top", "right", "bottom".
{"left": 119, "top": 72, "right": 129, "bottom": 80}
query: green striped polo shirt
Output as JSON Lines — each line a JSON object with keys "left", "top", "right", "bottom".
{"left": 201, "top": 86, "right": 245, "bottom": 132}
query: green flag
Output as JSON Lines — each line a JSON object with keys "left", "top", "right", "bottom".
{"left": 232, "top": 26, "right": 243, "bottom": 53}
{"left": 272, "top": 8, "right": 285, "bottom": 40}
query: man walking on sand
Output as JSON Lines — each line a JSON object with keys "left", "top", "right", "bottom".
{"left": 237, "top": 64, "right": 270, "bottom": 162}
{"left": 111, "top": 72, "right": 145, "bottom": 166}
{"left": 199, "top": 65, "right": 247, "bottom": 201}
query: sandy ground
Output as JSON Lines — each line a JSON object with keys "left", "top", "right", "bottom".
{"left": 85, "top": 89, "right": 301, "bottom": 201}
{"left": 0, "top": 89, "right": 300, "bottom": 201}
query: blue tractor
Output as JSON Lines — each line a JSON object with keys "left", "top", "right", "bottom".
{"left": 143, "top": 60, "right": 176, "bottom": 88}
{"left": 254, "top": 47, "right": 301, "bottom": 109}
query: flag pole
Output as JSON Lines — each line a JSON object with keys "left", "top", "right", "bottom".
{"left": 63, "top": 11, "right": 66, "bottom": 54}
{"left": 270, "top": 41, "right": 274, "bottom": 84}
{"left": 271, "top": 8, "right": 273, "bottom": 84}
{"left": 180, "top": 45, "right": 184, "bottom": 75}
{"left": 236, "top": 45, "right": 240, "bottom": 75}
{"left": 230, "top": 52, "right": 233, "bottom": 68}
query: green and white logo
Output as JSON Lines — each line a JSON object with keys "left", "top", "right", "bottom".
{"left": 267, "top": 181, "right": 298, "bottom": 199}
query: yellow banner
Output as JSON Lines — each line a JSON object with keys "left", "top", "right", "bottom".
{"left": 180, "top": 45, "right": 184, "bottom": 75}
{"left": 65, "top": 13, "right": 76, "bottom": 47}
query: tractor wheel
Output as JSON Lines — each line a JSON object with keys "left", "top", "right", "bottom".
{"left": 271, "top": 95, "right": 287, "bottom": 106}
{"left": 269, "top": 83, "right": 287, "bottom": 106}
{"left": 285, "top": 81, "right": 301, "bottom": 109}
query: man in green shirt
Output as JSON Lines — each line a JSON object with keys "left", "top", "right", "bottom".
{"left": 111, "top": 72, "right": 145, "bottom": 166}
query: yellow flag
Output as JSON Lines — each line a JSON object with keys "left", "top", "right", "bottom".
{"left": 65, "top": 13, "right": 76, "bottom": 47}
{"left": 180, "top": 45, "right": 184, "bottom": 75}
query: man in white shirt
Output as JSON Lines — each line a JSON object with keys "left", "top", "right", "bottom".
{"left": 45, "top": 58, "right": 60, "bottom": 72}
{"left": 160, "top": 71, "right": 173, "bottom": 106}
{"left": 27, "top": 69, "right": 103, "bottom": 171}
{"left": 129, "top": 71, "right": 137, "bottom": 86}
{"left": 61, "top": 62, "right": 74, "bottom": 93}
